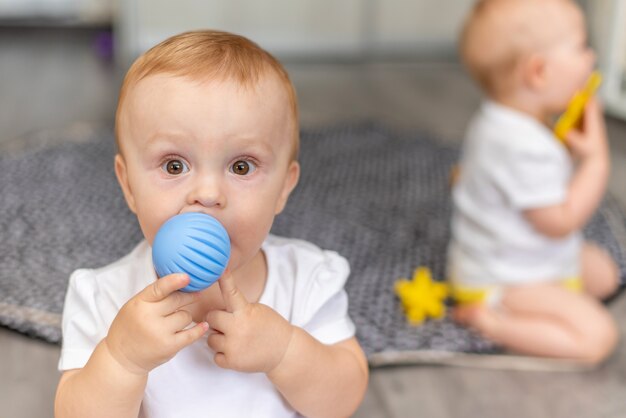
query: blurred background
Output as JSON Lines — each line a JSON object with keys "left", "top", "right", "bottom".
{"left": 1, "top": 1, "right": 626, "bottom": 417}
{"left": 0, "top": 0, "right": 624, "bottom": 144}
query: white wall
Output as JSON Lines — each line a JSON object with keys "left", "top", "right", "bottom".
{"left": 587, "top": 0, "right": 626, "bottom": 119}
{"left": 0, "top": 0, "right": 111, "bottom": 22}
{"left": 115, "top": 0, "right": 474, "bottom": 63}
{"left": 136, "top": 0, "right": 363, "bottom": 54}
{"left": 114, "top": 0, "right": 626, "bottom": 120}
{"left": 369, "top": 0, "right": 473, "bottom": 54}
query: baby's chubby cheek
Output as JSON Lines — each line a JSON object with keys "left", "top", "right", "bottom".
{"left": 226, "top": 226, "right": 270, "bottom": 267}
{"left": 225, "top": 243, "right": 252, "bottom": 271}
{"left": 142, "top": 219, "right": 157, "bottom": 241}
{"left": 139, "top": 216, "right": 168, "bottom": 246}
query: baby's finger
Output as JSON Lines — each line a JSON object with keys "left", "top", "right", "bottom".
{"left": 214, "top": 352, "right": 230, "bottom": 369}
{"left": 205, "top": 309, "right": 231, "bottom": 333}
{"left": 218, "top": 271, "right": 248, "bottom": 313}
{"left": 165, "top": 309, "right": 194, "bottom": 332}
{"left": 142, "top": 273, "right": 190, "bottom": 303}
{"left": 579, "top": 97, "right": 607, "bottom": 138}
{"left": 586, "top": 96, "right": 603, "bottom": 113}
{"left": 159, "top": 290, "right": 200, "bottom": 315}
{"left": 565, "top": 128, "right": 584, "bottom": 147}
{"left": 174, "top": 321, "right": 209, "bottom": 349}
{"left": 207, "top": 332, "right": 227, "bottom": 353}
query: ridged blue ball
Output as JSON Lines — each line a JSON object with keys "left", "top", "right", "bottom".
{"left": 152, "top": 213, "right": 231, "bottom": 292}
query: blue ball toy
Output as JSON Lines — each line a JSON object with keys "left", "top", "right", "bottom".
{"left": 152, "top": 213, "right": 231, "bottom": 292}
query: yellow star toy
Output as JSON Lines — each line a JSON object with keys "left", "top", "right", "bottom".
{"left": 394, "top": 267, "right": 449, "bottom": 325}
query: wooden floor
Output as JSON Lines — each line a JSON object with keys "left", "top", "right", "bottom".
{"left": 2, "top": 27, "right": 626, "bottom": 418}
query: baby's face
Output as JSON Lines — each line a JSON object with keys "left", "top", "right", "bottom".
{"left": 539, "top": 1, "right": 596, "bottom": 113}
{"left": 115, "top": 73, "right": 299, "bottom": 274}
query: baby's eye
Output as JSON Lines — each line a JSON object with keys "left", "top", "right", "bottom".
{"left": 230, "top": 160, "right": 257, "bottom": 176}
{"left": 162, "top": 159, "right": 189, "bottom": 175}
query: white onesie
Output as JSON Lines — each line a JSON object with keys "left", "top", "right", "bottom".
{"left": 59, "top": 235, "right": 356, "bottom": 418}
{"left": 448, "top": 101, "right": 582, "bottom": 289}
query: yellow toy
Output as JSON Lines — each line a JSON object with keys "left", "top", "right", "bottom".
{"left": 394, "top": 267, "right": 449, "bottom": 325}
{"left": 553, "top": 71, "right": 602, "bottom": 143}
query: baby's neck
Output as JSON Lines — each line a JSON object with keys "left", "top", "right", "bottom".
{"left": 491, "top": 92, "right": 552, "bottom": 127}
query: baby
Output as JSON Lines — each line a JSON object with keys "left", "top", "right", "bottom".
{"left": 448, "top": 0, "right": 619, "bottom": 363}
{"left": 55, "top": 30, "right": 368, "bottom": 418}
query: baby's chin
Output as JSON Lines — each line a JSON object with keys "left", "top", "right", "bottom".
{"left": 546, "top": 99, "right": 573, "bottom": 118}
{"left": 228, "top": 247, "right": 267, "bottom": 275}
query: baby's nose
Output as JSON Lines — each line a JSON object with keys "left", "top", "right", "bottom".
{"left": 186, "top": 175, "right": 225, "bottom": 208}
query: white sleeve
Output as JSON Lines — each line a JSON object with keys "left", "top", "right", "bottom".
{"left": 491, "top": 144, "right": 569, "bottom": 209}
{"left": 294, "top": 250, "right": 356, "bottom": 345}
{"left": 58, "top": 269, "right": 108, "bottom": 371}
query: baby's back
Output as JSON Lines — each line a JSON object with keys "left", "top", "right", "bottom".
{"left": 449, "top": 101, "right": 581, "bottom": 287}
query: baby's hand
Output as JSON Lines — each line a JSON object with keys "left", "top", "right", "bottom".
{"left": 105, "top": 274, "right": 209, "bottom": 375}
{"left": 566, "top": 97, "right": 609, "bottom": 162}
{"left": 206, "top": 272, "right": 294, "bottom": 373}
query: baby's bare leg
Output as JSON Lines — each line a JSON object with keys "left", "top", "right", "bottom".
{"left": 581, "top": 241, "right": 619, "bottom": 300}
{"left": 460, "top": 283, "right": 618, "bottom": 363}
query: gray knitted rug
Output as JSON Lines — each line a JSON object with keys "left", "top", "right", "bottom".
{"left": 2, "top": 123, "right": 626, "bottom": 369}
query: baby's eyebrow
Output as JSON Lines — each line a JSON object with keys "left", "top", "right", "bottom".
{"left": 140, "top": 133, "right": 190, "bottom": 153}
{"left": 140, "top": 131, "right": 281, "bottom": 158}
{"left": 228, "top": 136, "right": 275, "bottom": 156}
{"left": 145, "top": 132, "right": 187, "bottom": 146}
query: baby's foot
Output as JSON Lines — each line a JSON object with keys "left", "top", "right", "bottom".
{"left": 455, "top": 305, "right": 507, "bottom": 345}
{"left": 452, "top": 304, "right": 485, "bottom": 326}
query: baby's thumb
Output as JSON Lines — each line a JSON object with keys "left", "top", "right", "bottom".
{"left": 565, "top": 129, "right": 585, "bottom": 154}
{"left": 565, "top": 128, "right": 584, "bottom": 146}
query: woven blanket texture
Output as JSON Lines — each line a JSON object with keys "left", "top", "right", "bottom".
{"left": 1, "top": 123, "right": 625, "bottom": 362}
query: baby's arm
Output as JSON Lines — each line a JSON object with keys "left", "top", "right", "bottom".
{"left": 267, "top": 331, "right": 368, "bottom": 418}
{"left": 524, "top": 98, "right": 610, "bottom": 238}
{"left": 55, "top": 341, "right": 148, "bottom": 418}
{"left": 206, "top": 273, "right": 368, "bottom": 418}
{"left": 55, "top": 274, "right": 208, "bottom": 418}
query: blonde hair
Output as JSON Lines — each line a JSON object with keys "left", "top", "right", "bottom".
{"left": 459, "top": 0, "right": 578, "bottom": 97}
{"left": 115, "top": 30, "right": 299, "bottom": 158}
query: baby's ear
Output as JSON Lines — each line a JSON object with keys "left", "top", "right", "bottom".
{"left": 522, "top": 53, "right": 547, "bottom": 91}
{"left": 274, "top": 161, "right": 300, "bottom": 215}
{"left": 114, "top": 154, "right": 137, "bottom": 214}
